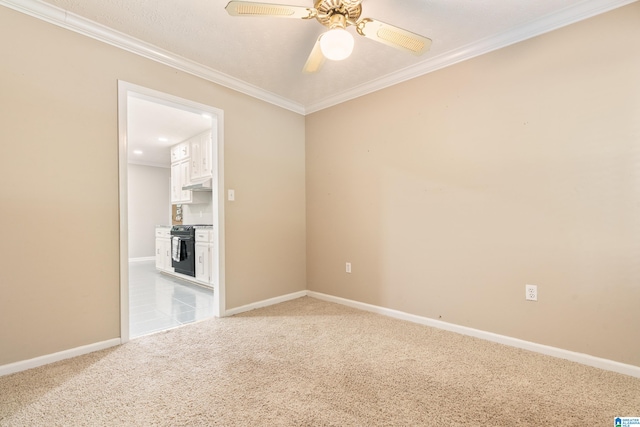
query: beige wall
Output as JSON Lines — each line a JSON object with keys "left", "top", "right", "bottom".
{"left": 1, "top": 2, "right": 638, "bottom": 370}
{"left": 306, "top": 3, "right": 640, "bottom": 367}
{"left": 0, "top": 6, "right": 306, "bottom": 365}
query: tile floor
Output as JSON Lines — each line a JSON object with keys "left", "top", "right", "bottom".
{"left": 129, "top": 260, "right": 214, "bottom": 338}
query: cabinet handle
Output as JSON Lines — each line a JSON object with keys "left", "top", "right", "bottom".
{"left": 199, "top": 256, "right": 202, "bottom": 263}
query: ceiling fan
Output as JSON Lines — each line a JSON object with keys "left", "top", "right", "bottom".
{"left": 225, "top": 0, "right": 432, "bottom": 73}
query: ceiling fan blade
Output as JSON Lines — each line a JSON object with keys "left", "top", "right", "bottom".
{"left": 356, "top": 18, "right": 432, "bottom": 56}
{"left": 302, "top": 36, "right": 325, "bottom": 74}
{"left": 225, "top": 1, "right": 316, "bottom": 19}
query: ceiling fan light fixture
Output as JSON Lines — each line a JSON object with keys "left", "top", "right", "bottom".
{"left": 226, "top": 0, "right": 432, "bottom": 73}
{"left": 320, "top": 28, "right": 354, "bottom": 61}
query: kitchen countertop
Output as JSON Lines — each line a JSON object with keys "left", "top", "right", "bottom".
{"left": 155, "top": 224, "right": 213, "bottom": 229}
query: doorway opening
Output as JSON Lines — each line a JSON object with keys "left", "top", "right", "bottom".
{"left": 118, "top": 81, "right": 225, "bottom": 343}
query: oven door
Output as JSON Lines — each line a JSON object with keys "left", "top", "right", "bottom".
{"left": 171, "top": 235, "right": 196, "bottom": 277}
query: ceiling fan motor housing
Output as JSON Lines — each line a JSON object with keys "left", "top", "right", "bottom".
{"left": 314, "top": 0, "right": 362, "bottom": 28}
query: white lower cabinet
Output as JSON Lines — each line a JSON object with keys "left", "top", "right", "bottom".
{"left": 195, "top": 229, "right": 212, "bottom": 284}
{"left": 195, "top": 242, "right": 210, "bottom": 283}
{"left": 155, "top": 227, "right": 173, "bottom": 272}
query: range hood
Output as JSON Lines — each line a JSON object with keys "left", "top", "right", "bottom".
{"left": 182, "top": 179, "right": 213, "bottom": 192}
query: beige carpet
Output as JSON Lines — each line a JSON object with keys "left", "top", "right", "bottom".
{"left": 1, "top": 297, "right": 638, "bottom": 426}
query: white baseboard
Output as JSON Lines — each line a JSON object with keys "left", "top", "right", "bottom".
{"left": 0, "top": 338, "right": 121, "bottom": 377}
{"left": 225, "top": 290, "right": 308, "bottom": 316}
{"left": 4, "top": 291, "right": 637, "bottom": 379}
{"left": 129, "top": 257, "right": 155, "bottom": 263}
{"left": 0, "top": 290, "right": 308, "bottom": 376}
{"left": 307, "top": 291, "right": 640, "bottom": 379}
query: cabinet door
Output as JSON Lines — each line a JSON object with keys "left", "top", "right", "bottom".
{"left": 195, "top": 242, "right": 210, "bottom": 283}
{"left": 180, "top": 160, "right": 192, "bottom": 203}
{"left": 170, "top": 142, "right": 190, "bottom": 162}
{"left": 201, "top": 132, "right": 212, "bottom": 178}
{"left": 190, "top": 137, "right": 201, "bottom": 181}
{"left": 162, "top": 239, "right": 173, "bottom": 271}
{"left": 171, "top": 160, "right": 194, "bottom": 204}
{"left": 170, "top": 163, "right": 181, "bottom": 203}
{"left": 170, "top": 146, "right": 180, "bottom": 163}
{"left": 155, "top": 238, "right": 164, "bottom": 270}
{"left": 156, "top": 238, "right": 172, "bottom": 271}
{"left": 180, "top": 142, "right": 190, "bottom": 159}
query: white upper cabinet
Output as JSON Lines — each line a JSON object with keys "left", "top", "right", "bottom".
{"left": 170, "top": 162, "right": 181, "bottom": 203}
{"left": 200, "top": 131, "right": 213, "bottom": 178}
{"left": 170, "top": 142, "right": 190, "bottom": 163}
{"left": 179, "top": 160, "right": 191, "bottom": 201}
{"left": 171, "top": 159, "right": 192, "bottom": 204}
{"left": 190, "top": 130, "right": 212, "bottom": 182}
{"left": 170, "top": 129, "right": 212, "bottom": 204}
{"left": 190, "top": 135, "right": 202, "bottom": 179}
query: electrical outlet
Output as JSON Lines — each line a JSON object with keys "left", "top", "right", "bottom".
{"left": 346, "top": 262, "right": 351, "bottom": 273}
{"left": 525, "top": 284, "right": 538, "bottom": 301}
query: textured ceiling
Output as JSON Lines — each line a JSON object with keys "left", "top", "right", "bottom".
{"left": 30, "top": 0, "right": 635, "bottom": 113}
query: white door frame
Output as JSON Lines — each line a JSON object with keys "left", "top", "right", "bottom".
{"left": 117, "top": 81, "right": 226, "bottom": 343}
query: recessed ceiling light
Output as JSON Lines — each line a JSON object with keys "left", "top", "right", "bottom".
{"left": 133, "top": 150, "right": 143, "bottom": 155}
{"left": 158, "top": 137, "right": 168, "bottom": 142}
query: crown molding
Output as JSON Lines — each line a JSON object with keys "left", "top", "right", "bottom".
{"left": 1, "top": 0, "right": 636, "bottom": 116}
{"left": 304, "top": 0, "right": 638, "bottom": 114}
{"left": 0, "top": 0, "right": 306, "bottom": 115}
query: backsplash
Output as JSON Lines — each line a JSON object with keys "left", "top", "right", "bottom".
{"left": 182, "top": 199, "right": 213, "bottom": 224}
